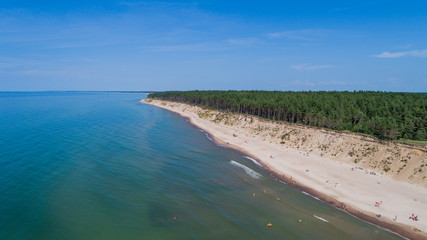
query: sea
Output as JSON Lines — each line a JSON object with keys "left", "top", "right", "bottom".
{"left": 0, "top": 92, "right": 403, "bottom": 239}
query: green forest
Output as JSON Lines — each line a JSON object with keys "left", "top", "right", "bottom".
{"left": 148, "top": 91, "right": 427, "bottom": 141}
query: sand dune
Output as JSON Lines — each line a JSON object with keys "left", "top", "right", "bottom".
{"left": 142, "top": 98, "right": 427, "bottom": 239}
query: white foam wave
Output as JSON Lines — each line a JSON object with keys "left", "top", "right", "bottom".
{"left": 302, "top": 191, "right": 320, "bottom": 201}
{"left": 229, "top": 160, "right": 262, "bottom": 179}
{"left": 313, "top": 215, "right": 329, "bottom": 222}
{"left": 205, "top": 133, "right": 213, "bottom": 142}
{"left": 199, "top": 130, "right": 213, "bottom": 142}
{"left": 279, "top": 180, "right": 288, "bottom": 185}
{"left": 243, "top": 156, "right": 262, "bottom": 167}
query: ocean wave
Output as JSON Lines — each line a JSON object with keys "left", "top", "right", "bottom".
{"left": 302, "top": 191, "right": 320, "bottom": 201}
{"left": 205, "top": 133, "right": 213, "bottom": 142}
{"left": 230, "top": 160, "right": 262, "bottom": 179}
{"left": 279, "top": 180, "right": 288, "bottom": 185}
{"left": 313, "top": 215, "right": 329, "bottom": 222}
{"left": 243, "top": 156, "right": 263, "bottom": 167}
{"left": 200, "top": 130, "right": 214, "bottom": 142}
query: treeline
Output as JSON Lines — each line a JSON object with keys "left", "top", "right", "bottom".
{"left": 148, "top": 91, "right": 427, "bottom": 141}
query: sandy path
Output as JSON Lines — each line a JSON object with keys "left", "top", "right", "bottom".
{"left": 142, "top": 99, "right": 427, "bottom": 239}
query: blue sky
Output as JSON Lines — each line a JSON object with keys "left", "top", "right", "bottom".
{"left": 1, "top": 1, "right": 426, "bottom": 91}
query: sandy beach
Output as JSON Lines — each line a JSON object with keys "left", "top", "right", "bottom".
{"left": 142, "top": 99, "right": 427, "bottom": 240}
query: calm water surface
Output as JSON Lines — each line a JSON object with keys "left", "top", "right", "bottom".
{"left": 0, "top": 92, "right": 402, "bottom": 239}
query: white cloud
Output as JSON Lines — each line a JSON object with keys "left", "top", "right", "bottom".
{"left": 140, "top": 38, "right": 262, "bottom": 52}
{"left": 118, "top": 1, "right": 183, "bottom": 8}
{"left": 330, "top": 7, "right": 353, "bottom": 11}
{"left": 290, "top": 64, "right": 334, "bottom": 71}
{"left": 0, "top": 69, "right": 69, "bottom": 77}
{"left": 138, "top": 42, "right": 226, "bottom": 52}
{"left": 394, "top": 44, "right": 412, "bottom": 49}
{"left": 319, "top": 80, "right": 347, "bottom": 86}
{"left": 373, "top": 49, "right": 427, "bottom": 58}
{"left": 290, "top": 80, "right": 316, "bottom": 87}
{"left": 268, "top": 29, "right": 331, "bottom": 41}
{"left": 225, "top": 38, "right": 260, "bottom": 46}
{"left": 290, "top": 80, "right": 346, "bottom": 87}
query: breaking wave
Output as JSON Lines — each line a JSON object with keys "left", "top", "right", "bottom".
{"left": 230, "top": 160, "right": 262, "bottom": 179}
{"left": 200, "top": 129, "right": 213, "bottom": 142}
{"left": 302, "top": 191, "right": 320, "bottom": 201}
{"left": 243, "top": 156, "right": 263, "bottom": 167}
{"left": 313, "top": 215, "right": 329, "bottom": 222}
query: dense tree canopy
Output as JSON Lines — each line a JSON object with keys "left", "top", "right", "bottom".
{"left": 148, "top": 91, "right": 427, "bottom": 141}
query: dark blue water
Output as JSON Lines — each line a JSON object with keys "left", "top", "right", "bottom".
{"left": 0, "top": 92, "right": 402, "bottom": 239}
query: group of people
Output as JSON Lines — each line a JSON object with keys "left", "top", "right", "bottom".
{"left": 374, "top": 201, "right": 383, "bottom": 207}
{"left": 410, "top": 214, "right": 419, "bottom": 221}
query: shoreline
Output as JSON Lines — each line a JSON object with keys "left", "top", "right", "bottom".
{"left": 141, "top": 99, "right": 427, "bottom": 240}
{"left": 193, "top": 121, "right": 416, "bottom": 240}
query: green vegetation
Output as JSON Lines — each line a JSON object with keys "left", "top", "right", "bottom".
{"left": 396, "top": 139, "right": 427, "bottom": 145}
{"left": 148, "top": 91, "right": 427, "bottom": 141}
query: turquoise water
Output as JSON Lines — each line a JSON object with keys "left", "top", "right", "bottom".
{"left": 0, "top": 92, "right": 402, "bottom": 240}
